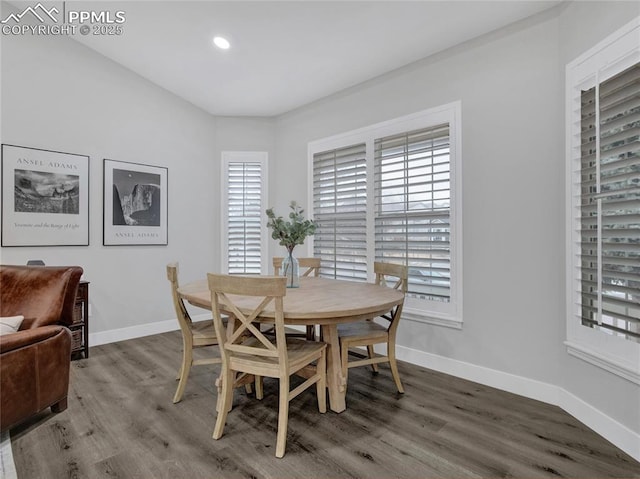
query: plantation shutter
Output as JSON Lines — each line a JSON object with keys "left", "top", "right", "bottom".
{"left": 579, "top": 63, "right": 640, "bottom": 341}
{"left": 374, "top": 124, "right": 451, "bottom": 302}
{"left": 313, "top": 143, "right": 368, "bottom": 280}
{"left": 227, "top": 161, "right": 263, "bottom": 274}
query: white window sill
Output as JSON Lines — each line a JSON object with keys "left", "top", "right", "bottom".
{"left": 565, "top": 341, "right": 640, "bottom": 386}
{"left": 402, "top": 308, "right": 463, "bottom": 330}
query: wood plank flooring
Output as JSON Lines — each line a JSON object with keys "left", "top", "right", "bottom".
{"left": 8, "top": 330, "right": 640, "bottom": 478}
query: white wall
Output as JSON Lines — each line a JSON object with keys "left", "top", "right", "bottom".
{"left": 273, "top": 0, "right": 640, "bottom": 452}
{"left": 0, "top": 17, "right": 220, "bottom": 335}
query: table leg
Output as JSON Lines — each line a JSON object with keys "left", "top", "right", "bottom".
{"left": 321, "top": 324, "right": 346, "bottom": 413}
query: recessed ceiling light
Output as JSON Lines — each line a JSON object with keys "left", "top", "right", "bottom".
{"left": 213, "top": 36, "right": 230, "bottom": 50}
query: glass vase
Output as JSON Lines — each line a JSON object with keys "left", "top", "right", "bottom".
{"left": 282, "top": 250, "right": 300, "bottom": 288}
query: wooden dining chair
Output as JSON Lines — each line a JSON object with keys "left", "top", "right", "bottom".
{"left": 273, "top": 256, "right": 320, "bottom": 340}
{"left": 168, "top": 264, "right": 255, "bottom": 404}
{"left": 208, "top": 273, "right": 327, "bottom": 458}
{"left": 166, "top": 263, "right": 223, "bottom": 403}
{"left": 337, "top": 261, "right": 407, "bottom": 393}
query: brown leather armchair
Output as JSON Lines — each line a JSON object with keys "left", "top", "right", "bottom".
{"left": 0, "top": 265, "right": 83, "bottom": 431}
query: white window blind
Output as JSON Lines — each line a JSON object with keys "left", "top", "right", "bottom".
{"left": 222, "top": 153, "right": 267, "bottom": 275}
{"left": 313, "top": 143, "right": 368, "bottom": 280}
{"left": 579, "top": 63, "right": 640, "bottom": 342}
{"left": 374, "top": 124, "right": 452, "bottom": 303}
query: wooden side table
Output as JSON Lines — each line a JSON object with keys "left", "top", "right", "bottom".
{"left": 70, "top": 281, "right": 90, "bottom": 359}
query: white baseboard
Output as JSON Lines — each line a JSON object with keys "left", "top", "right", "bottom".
{"left": 396, "top": 345, "right": 640, "bottom": 463}
{"left": 87, "top": 320, "right": 640, "bottom": 463}
{"left": 557, "top": 387, "right": 640, "bottom": 462}
{"left": 88, "top": 313, "right": 209, "bottom": 347}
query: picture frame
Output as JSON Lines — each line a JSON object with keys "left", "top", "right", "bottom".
{"left": 1, "top": 144, "right": 90, "bottom": 247}
{"left": 103, "top": 159, "right": 168, "bottom": 246}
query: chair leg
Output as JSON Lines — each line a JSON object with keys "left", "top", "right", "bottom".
{"left": 387, "top": 341, "right": 404, "bottom": 394}
{"left": 173, "top": 346, "right": 193, "bottom": 403}
{"left": 255, "top": 376, "right": 264, "bottom": 400}
{"left": 340, "top": 340, "right": 349, "bottom": 386}
{"left": 367, "top": 345, "right": 379, "bottom": 374}
{"left": 306, "top": 325, "right": 315, "bottom": 341}
{"left": 213, "top": 367, "right": 234, "bottom": 440}
{"left": 275, "top": 376, "right": 290, "bottom": 458}
{"left": 316, "top": 350, "right": 327, "bottom": 414}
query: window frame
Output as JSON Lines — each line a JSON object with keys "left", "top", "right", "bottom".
{"left": 221, "top": 151, "right": 269, "bottom": 275}
{"left": 565, "top": 17, "right": 640, "bottom": 384}
{"left": 308, "top": 102, "right": 463, "bottom": 328}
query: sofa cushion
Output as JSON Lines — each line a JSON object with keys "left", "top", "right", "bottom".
{"left": 0, "top": 316, "right": 24, "bottom": 335}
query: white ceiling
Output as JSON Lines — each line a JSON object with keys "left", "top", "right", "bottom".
{"left": 28, "top": 1, "right": 564, "bottom": 116}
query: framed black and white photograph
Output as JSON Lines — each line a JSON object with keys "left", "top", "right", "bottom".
{"left": 103, "top": 159, "right": 168, "bottom": 246}
{"left": 1, "top": 144, "right": 90, "bottom": 246}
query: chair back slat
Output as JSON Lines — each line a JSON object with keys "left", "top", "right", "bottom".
{"left": 273, "top": 257, "right": 320, "bottom": 277}
{"left": 211, "top": 274, "right": 285, "bottom": 297}
{"left": 374, "top": 262, "right": 408, "bottom": 293}
{"left": 273, "top": 257, "right": 283, "bottom": 275}
{"left": 300, "top": 258, "right": 321, "bottom": 277}
{"left": 167, "top": 263, "right": 193, "bottom": 333}
{"left": 373, "top": 262, "right": 407, "bottom": 325}
{"left": 208, "top": 274, "right": 288, "bottom": 361}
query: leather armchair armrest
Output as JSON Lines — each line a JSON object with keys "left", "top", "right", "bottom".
{"left": 0, "top": 325, "right": 65, "bottom": 354}
{"left": 0, "top": 325, "right": 72, "bottom": 431}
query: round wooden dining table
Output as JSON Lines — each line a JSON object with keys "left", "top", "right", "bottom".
{"left": 178, "top": 276, "right": 405, "bottom": 413}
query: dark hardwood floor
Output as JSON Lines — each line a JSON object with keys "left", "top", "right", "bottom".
{"left": 9, "top": 330, "right": 640, "bottom": 478}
